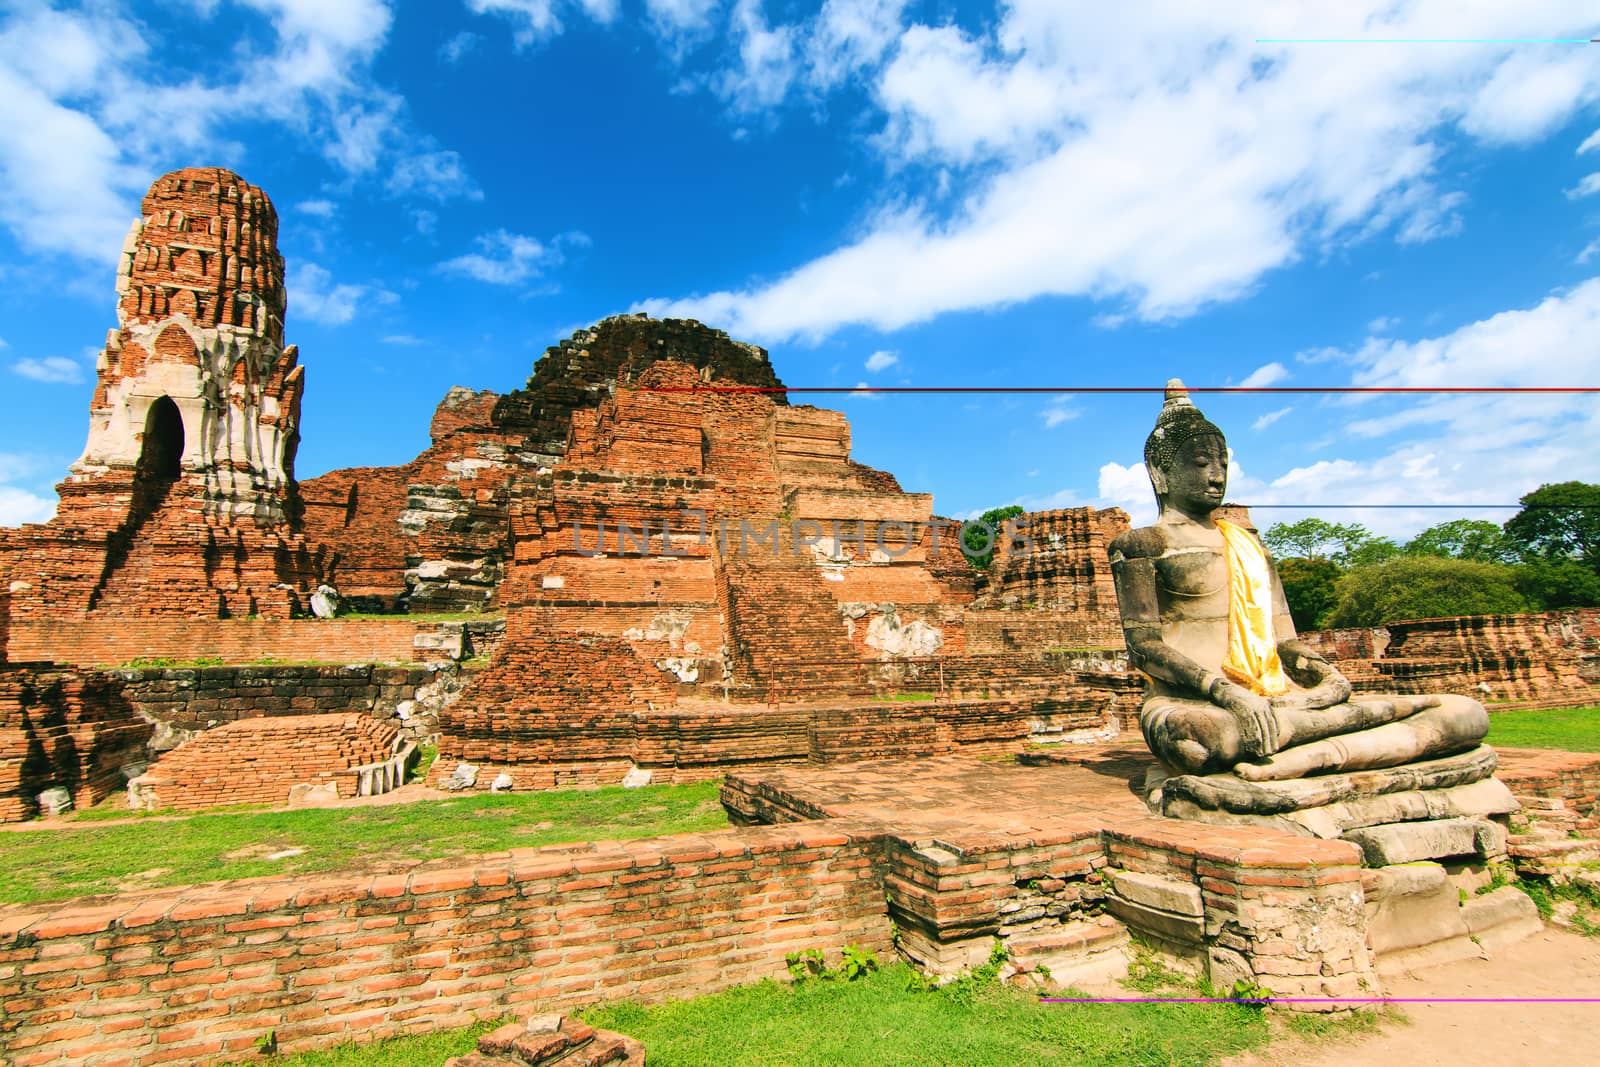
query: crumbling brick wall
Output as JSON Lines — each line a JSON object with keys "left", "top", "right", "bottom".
{"left": 302, "top": 318, "right": 792, "bottom": 611}
{"left": 2, "top": 616, "right": 448, "bottom": 667}
{"left": 430, "top": 621, "right": 677, "bottom": 790}
{"left": 1302, "top": 608, "right": 1600, "bottom": 707}
{"left": 967, "top": 506, "right": 1130, "bottom": 653}
{"left": 110, "top": 663, "right": 453, "bottom": 745}
{"left": 134, "top": 713, "right": 399, "bottom": 811}
{"left": 0, "top": 665, "right": 152, "bottom": 822}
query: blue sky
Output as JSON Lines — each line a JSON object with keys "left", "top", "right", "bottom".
{"left": 2, "top": 1, "right": 1599, "bottom": 539}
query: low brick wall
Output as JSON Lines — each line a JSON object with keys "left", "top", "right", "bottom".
{"left": 0, "top": 821, "right": 892, "bottom": 1067}
{"left": 111, "top": 664, "right": 445, "bottom": 743}
{"left": 3, "top": 617, "right": 503, "bottom": 669}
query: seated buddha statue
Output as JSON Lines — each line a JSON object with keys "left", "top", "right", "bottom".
{"left": 1109, "top": 383, "right": 1504, "bottom": 842}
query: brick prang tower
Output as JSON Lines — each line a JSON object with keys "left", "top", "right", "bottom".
{"left": 0, "top": 168, "right": 322, "bottom": 619}
{"left": 79, "top": 166, "right": 302, "bottom": 521}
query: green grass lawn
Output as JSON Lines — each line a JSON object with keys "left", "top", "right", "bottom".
{"left": 1486, "top": 705, "right": 1600, "bottom": 752}
{"left": 0, "top": 780, "right": 727, "bottom": 905}
{"left": 581, "top": 965, "right": 1273, "bottom": 1067}
{"left": 244, "top": 965, "right": 1285, "bottom": 1067}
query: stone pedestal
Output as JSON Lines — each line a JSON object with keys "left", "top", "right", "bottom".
{"left": 1149, "top": 745, "right": 1520, "bottom": 864}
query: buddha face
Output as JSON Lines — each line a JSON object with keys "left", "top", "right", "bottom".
{"left": 1162, "top": 434, "right": 1228, "bottom": 518}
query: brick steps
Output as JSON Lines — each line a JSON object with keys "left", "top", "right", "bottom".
{"left": 720, "top": 528, "right": 859, "bottom": 690}
{"left": 134, "top": 713, "right": 399, "bottom": 811}
{"left": 442, "top": 1015, "right": 644, "bottom": 1067}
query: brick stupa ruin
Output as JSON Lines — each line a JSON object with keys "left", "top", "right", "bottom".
{"left": 0, "top": 168, "right": 321, "bottom": 620}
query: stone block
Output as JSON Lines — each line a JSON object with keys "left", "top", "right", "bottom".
{"left": 1461, "top": 885, "right": 1542, "bottom": 951}
{"left": 1364, "top": 863, "right": 1468, "bottom": 955}
{"left": 1105, "top": 868, "right": 1203, "bottom": 917}
{"left": 894, "top": 925, "right": 996, "bottom": 978}
{"left": 288, "top": 782, "right": 340, "bottom": 808}
{"left": 1104, "top": 869, "right": 1206, "bottom": 947}
{"left": 1344, "top": 817, "right": 1506, "bottom": 866}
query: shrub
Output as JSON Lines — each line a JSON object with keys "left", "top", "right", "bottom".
{"left": 1324, "top": 556, "right": 1530, "bottom": 628}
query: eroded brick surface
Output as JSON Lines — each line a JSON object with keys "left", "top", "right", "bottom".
{"left": 1302, "top": 609, "right": 1600, "bottom": 709}
{"left": 0, "top": 664, "right": 152, "bottom": 822}
{"left": 133, "top": 713, "right": 399, "bottom": 810}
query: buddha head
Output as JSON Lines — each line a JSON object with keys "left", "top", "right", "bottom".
{"left": 1144, "top": 379, "right": 1228, "bottom": 517}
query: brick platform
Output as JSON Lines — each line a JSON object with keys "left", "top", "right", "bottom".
{"left": 723, "top": 748, "right": 1591, "bottom": 1001}
{"left": 131, "top": 713, "right": 400, "bottom": 811}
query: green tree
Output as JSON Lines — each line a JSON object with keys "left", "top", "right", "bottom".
{"left": 1324, "top": 557, "right": 1531, "bottom": 628}
{"left": 963, "top": 504, "right": 1025, "bottom": 569}
{"left": 1275, "top": 556, "right": 1341, "bottom": 632}
{"left": 1404, "top": 519, "right": 1515, "bottom": 563}
{"left": 1262, "top": 518, "right": 1346, "bottom": 560}
{"left": 1513, "top": 559, "right": 1600, "bottom": 611}
{"left": 1339, "top": 530, "right": 1402, "bottom": 569}
{"left": 1503, "top": 482, "right": 1600, "bottom": 568}
{"left": 1262, "top": 519, "right": 1397, "bottom": 568}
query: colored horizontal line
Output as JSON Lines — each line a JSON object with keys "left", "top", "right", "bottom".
{"left": 1043, "top": 996, "right": 1600, "bottom": 1004}
{"left": 1228, "top": 508, "right": 1568, "bottom": 511}
{"left": 640, "top": 385, "right": 1600, "bottom": 394}
{"left": 1255, "top": 38, "right": 1594, "bottom": 44}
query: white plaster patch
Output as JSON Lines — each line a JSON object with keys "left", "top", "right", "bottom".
{"left": 865, "top": 612, "right": 945, "bottom": 657}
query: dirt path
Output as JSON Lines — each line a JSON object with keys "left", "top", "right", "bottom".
{"left": 1224, "top": 927, "right": 1600, "bottom": 1067}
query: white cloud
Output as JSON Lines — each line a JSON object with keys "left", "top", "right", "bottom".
{"left": 297, "top": 199, "right": 338, "bottom": 217}
{"left": 1041, "top": 398, "right": 1078, "bottom": 428}
{"left": 807, "top": 0, "right": 907, "bottom": 89}
{"left": 644, "top": 0, "right": 721, "bottom": 52}
{"left": 289, "top": 263, "right": 394, "bottom": 326}
{"left": 468, "top": 0, "right": 618, "bottom": 48}
{"left": 1097, "top": 460, "right": 1154, "bottom": 527}
{"left": 1252, "top": 407, "right": 1292, "bottom": 431}
{"left": 1581, "top": 127, "right": 1600, "bottom": 154}
{"left": 0, "top": 1, "right": 464, "bottom": 265}
{"left": 1368, "top": 316, "right": 1399, "bottom": 333}
{"left": 439, "top": 229, "right": 586, "bottom": 286}
{"left": 1580, "top": 239, "right": 1600, "bottom": 265}
{"left": 12, "top": 356, "right": 85, "bottom": 384}
{"left": 385, "top": 149, "right": 481, "bottom": 201}
{"left": 716, "top": 0, "right": 798, "bottom": 112}
{"left": 1396, "top": 189, "right": 1466, "bottom": 245}
{"left": 1567, "top": 172, "right": 1600, "bottom": 199}
{"left": 1238, "top": 362, "right": 1289, "bottom": 389}
{"left": 381, "top": 334, "right": 426, "bottom": 345}
{"left": 848, "top": 380, "right": 881, "bottom": 399}
{"left": 638, "top": 3, "right": 1600, "bottom": 342}
{"left": 0, "top": 485, "right": 55, "bottom": 526}
{"left": 1215, "top": 278, "right": 1600, "bottom": 539}
{"left": 863, "top": 349, "right": 898, "bottom": 372}
{"left": 439, "top": 31, "right": 480, "bottom": 64}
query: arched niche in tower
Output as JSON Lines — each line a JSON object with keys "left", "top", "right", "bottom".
{"left": 138, "top": 395, "right": 185, "bottom": 482}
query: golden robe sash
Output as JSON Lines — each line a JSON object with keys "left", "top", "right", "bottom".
{"left": 1216, "top": 519, "right": 1289, "bottom": 696}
